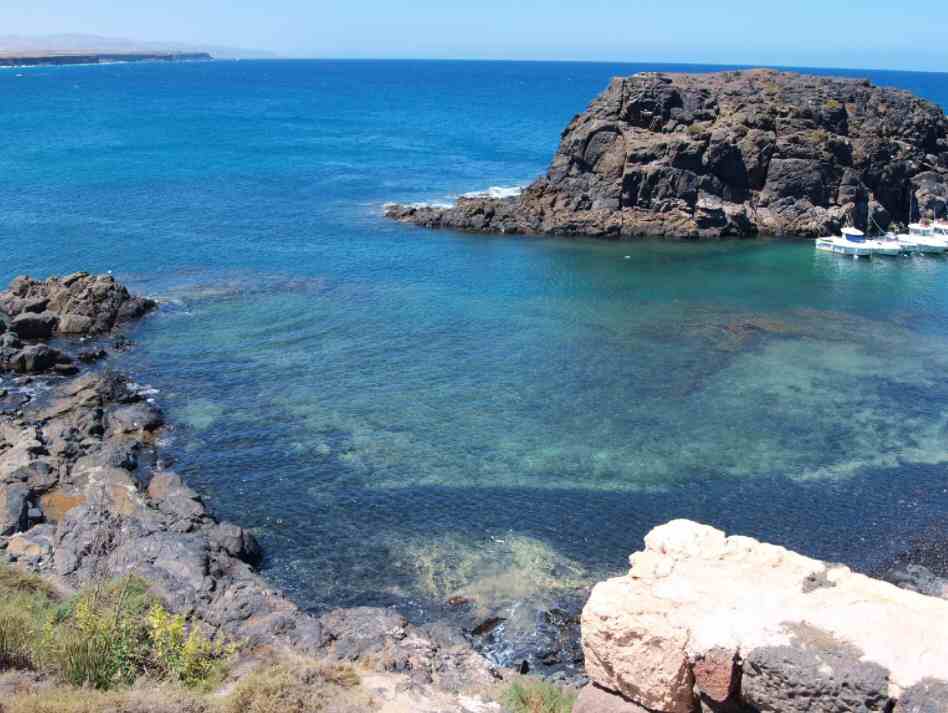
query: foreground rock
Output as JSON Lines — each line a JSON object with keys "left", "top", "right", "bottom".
{"left": 581, "top": 520, "right": 948, "bottom": 713}
{"left": 387, "top": 69, "right": 948, "bottom": 238}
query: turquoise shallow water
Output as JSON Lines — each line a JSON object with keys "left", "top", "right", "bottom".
{"left": 2, "top": 60, "right": 948, "bottom": 615}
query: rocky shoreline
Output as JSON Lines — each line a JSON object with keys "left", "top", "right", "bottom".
{"left": 0, "top": 273, "right": 516, "bottom": 707}
{"left": 2, "top": 273, "right": 947, "bottom": 712}
{"left": 386, "top": 69, "right": 948, "bottom": 239}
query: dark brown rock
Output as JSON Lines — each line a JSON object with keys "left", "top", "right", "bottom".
{"left": 9, "top": 345, "right": 61, "bottom": 374}
{"left": 693, "top": 648, "right": 741, "bottom": 704}
{"left": 10, "top": 312, "right": 57, "bottom": 339}
{"left": 386, "top": 70, "right": 948, "bottom": 239}
{"left": 0, "top": 482, "right": 30, "bottom": 535}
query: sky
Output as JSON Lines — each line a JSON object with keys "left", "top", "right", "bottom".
{"left": 2, "top": 1, "right": 947, "bottom": 72}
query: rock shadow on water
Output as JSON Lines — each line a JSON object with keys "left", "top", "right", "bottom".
{"left": 245, "top": 460, "right": 948, "bottom": 675}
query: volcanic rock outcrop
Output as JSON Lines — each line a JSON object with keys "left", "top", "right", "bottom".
{"left": 0, "top": 272, "right": 156, "bottom": 337}
{"left": 0, "top": 272, "right": 157, "bottom": 377}
{"left": 387, "top": 69, "right": 948, "bottom": 238}
{"left": 578, "top": 520, "right": 948, "bottom": 713}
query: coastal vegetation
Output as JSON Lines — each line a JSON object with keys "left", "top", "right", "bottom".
{"left": 0, "top": 564, "right": 232, "bottom": 691}
{"left": 0, "top": 558, "right": 574, "bottom": 712}
{"left": 501, "top": 679, "right": 577, "bottom": 713}
{"left": 0, "top": 564, "right": 381, "bottom": 712}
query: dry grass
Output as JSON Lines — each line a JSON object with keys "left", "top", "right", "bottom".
{"left": 501, "top": 678, "right": 577, "bottom": 713}
{"left": 221, "top": 662, "right": 373, "bottom": 713}
{"left": 0, "top": 566, "right": 58, "bottom": 598}
{"left": 3, "top": 660, "right": 375, "bottom": 713}
{"left": 4, "top": 684, "right": 210, "bottom": 713}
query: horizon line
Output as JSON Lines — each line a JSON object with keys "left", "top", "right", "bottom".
{"left": 220, "top": 56, "right": 948, "bottom": 76}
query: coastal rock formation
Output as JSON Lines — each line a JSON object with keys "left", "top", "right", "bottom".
{"left": 0, "top": 273, "right": 156, "bottom": 376}
{"left": 387, "top": 70, "right": 948, "bottom": 238}
{"left": 0, "top": 272, "right": 156, "bottom": 337}
{"left": 0, "top": 52, "right": 212, "bottom": 67}
{"left": 580, "top": 520, "right": 948, "bottom": 713}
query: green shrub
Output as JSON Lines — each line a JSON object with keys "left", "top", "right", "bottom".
{"left": 501, "top": 679, "right": 577, "bottom": 713}
{"left": 0, "top": 565, "right": 60, "bottom": 670}
{"left": 146, "top": 603, "right": 236, "bottom": 688}
{"left": 0, "top": 596, "right": 40, "bottom": 669}
{"left": 41, "top": 581, "right": 153, "bottom": 688}
{"left": 0, "top": 565, "right": 235, "bottom": 692}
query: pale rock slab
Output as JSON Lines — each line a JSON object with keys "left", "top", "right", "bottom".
{"left": 582, "top": 520, "right": 948, "bottom": 713}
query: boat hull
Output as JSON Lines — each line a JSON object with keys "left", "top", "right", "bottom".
{"left": 815, "top": 238, "right": 874, "bottom": 257}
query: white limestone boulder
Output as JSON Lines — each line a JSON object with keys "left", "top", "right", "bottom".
{"left": 581, "top": 520, "right": 948, "bottom": 713}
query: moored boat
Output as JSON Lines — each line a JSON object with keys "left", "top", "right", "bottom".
{"left": 815, "top": 227, "right": 882, "bottom": 257}
{"left": 930, "top": 220, "right": 948, "bottom": 242}
{"left": 897, "top": 223, "right": 948, "bottom": 254}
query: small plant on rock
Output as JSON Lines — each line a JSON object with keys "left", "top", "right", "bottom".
{"left": 501, "top": 678, "right": 577, "bottom": 713}
{"left": 146, "top": 603, "right": 236, "bottom": 688}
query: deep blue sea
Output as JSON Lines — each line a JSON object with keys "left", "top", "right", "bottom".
{"left": 2, "top": 60, "right": 948, "bottom": 621}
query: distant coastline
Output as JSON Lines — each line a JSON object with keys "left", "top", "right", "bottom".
{"left": 0, "top": 51, "right": 212, "bottom": 67}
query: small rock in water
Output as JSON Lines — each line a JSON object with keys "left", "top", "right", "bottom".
{"left": 471, "top": 617, "right": 505, "bottom": 637}
{"left": 78, "top": 349, "right": 108, "bottom": 364}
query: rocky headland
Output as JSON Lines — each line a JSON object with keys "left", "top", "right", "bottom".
{"left": 0, "top": 52, "right": 212, "bottom": 67}
{"left": 386, "top": 69, "right": 948, "bottom": 239}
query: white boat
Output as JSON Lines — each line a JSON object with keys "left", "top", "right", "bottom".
{"left": 896, "top": 223, "right": 948, "bottom": 254}
{"left": 889, "top": 232, "right": 921, "bottom": 254}
{"left": 815, "top": 227, "right": 892, "bottom": 257}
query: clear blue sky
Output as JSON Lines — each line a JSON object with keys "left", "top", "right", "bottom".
{"left": 4, "top": 0, "right": 947, "bottom": 72}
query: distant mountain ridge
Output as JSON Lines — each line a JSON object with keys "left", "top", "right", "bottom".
{"left": 0, "top": 33, "right": 278, "bottom": 60}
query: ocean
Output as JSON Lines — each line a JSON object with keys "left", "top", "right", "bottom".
{"left": 2, "top": 59, "right": 947, "bottom": 622}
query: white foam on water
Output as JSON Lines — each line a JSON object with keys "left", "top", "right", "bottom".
{"left": 461, "top": 185, "right": 524, "bottom": 200}
{"left": 411, "top": 201, "right": 454, "bottom": 209}
{"left": 384, "top": 185, "right": 524, "bottom": 213}
{"left": 383, "top": 200, "right": 454, "bottom": 210}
